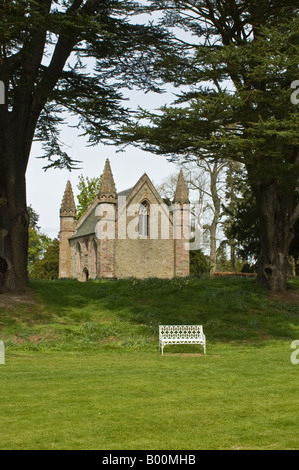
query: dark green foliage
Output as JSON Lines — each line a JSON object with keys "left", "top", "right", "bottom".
{"left": 190, "top": 249, "right": 209, "bottom": 277}
{"left": 28, "top": 228, "right": 51, "bottom": 273}
{"left": 30, "top": 238, "right": 59, "bottom": 279}
{"left": 0, "top": 1, "right": 169, "bottom": 292}
{"left": 0, "top": 0, "right": 168, "bottom": 169}
{"left": 27, "top": 207, "right": 51, "bottom": 274}
{"left": 27, "top": 205, "right": 40, "bottom": 230}
{"left": 120, "top": 1, "right": 299, "bottom": 290}
{"left": 76, "top": 174, "right": 101, "bottom": 220}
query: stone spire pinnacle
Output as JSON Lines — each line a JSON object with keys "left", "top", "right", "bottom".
{"left": 173, "top": 170, "right": 189, "bottom": 204}
{"left": 60, "top": 180, "right": 77, "bottom": 217}
{"left": 98, "top": 159, "right": 117, "bottom": 203}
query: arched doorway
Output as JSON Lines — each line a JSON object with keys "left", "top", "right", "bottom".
{"left": 83, "top": 267, "right": 89, "bottom": 281}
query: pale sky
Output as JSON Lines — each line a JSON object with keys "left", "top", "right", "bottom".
{"left": 26, "top": 142, "right": 178, "bottom": 239}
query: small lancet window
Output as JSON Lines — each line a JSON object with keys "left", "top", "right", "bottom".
{"left": 138, "top": 201, "right": 149, "bottom": 237}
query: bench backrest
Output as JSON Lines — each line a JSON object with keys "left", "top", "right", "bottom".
{"left": 159, "top": 325, "right": 203, "bottom": 340}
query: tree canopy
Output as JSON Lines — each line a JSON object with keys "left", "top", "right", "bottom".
{"left": 27, "top": 206, "right": 51, "bottom": 274}
{"left": 76, "top": 174, "right": 101, "bottom": 219}
{"left": 0, "top": 0, "right": 168, "bottom": 168}
{"left": 30, "top": 238, "right": 59, "bottom": 279}
{"left": 0, "top": 0, "right": 168, "bottom": 292}
{"left": 120, "top": 0, "right": 299, "bottom": 290}
{"left": 1, "top": 1, "right": 299, "bottom": 292}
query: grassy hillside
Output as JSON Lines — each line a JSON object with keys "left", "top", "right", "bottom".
{"left": 0, "top": 276, "right": 298, "bottom": 351}
{"left": 0, "top": 277, "right": 299, "bottom": 450}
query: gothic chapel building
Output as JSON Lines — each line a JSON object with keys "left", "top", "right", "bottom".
{"left": 59, "top": 159, "right": 190, "bottom": 281}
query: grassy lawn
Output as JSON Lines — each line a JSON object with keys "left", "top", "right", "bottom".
{"left": 0, "top": 277, "right": 299, "bottom": 449}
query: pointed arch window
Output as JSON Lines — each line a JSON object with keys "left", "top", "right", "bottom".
{"left": 138, "top": 201, "right": 149, "bottom": 237}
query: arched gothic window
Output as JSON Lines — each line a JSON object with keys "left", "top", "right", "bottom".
{"left": 138, "top": 201, "right": 149, "bottom": 237}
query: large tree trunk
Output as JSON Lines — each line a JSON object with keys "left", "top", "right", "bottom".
{"left": 254, "top": 182, "right": 295, "bottom": 291}
{"left": 208, "top": 162, "right": 222, "bottom": 275}
{"left": 0, "top": 118, "right": 30, "bottom": 293}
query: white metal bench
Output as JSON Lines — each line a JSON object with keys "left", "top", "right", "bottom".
{"left": 159, "top": 325, "right": 206, "bottom": 356}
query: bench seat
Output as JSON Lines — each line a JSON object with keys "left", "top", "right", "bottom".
{"left": 159, "top": 325, "right": 206, "bottom": 355}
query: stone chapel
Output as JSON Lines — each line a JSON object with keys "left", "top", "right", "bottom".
{"left": 59, "top": 159, "right": 190, "bottom": 281}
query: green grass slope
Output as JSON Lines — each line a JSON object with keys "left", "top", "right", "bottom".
{"left": 1, "top": 276, "right": 299, "bottom": 351}
{"left": 0, "top": 277, "right": 299, "bottom": 450}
